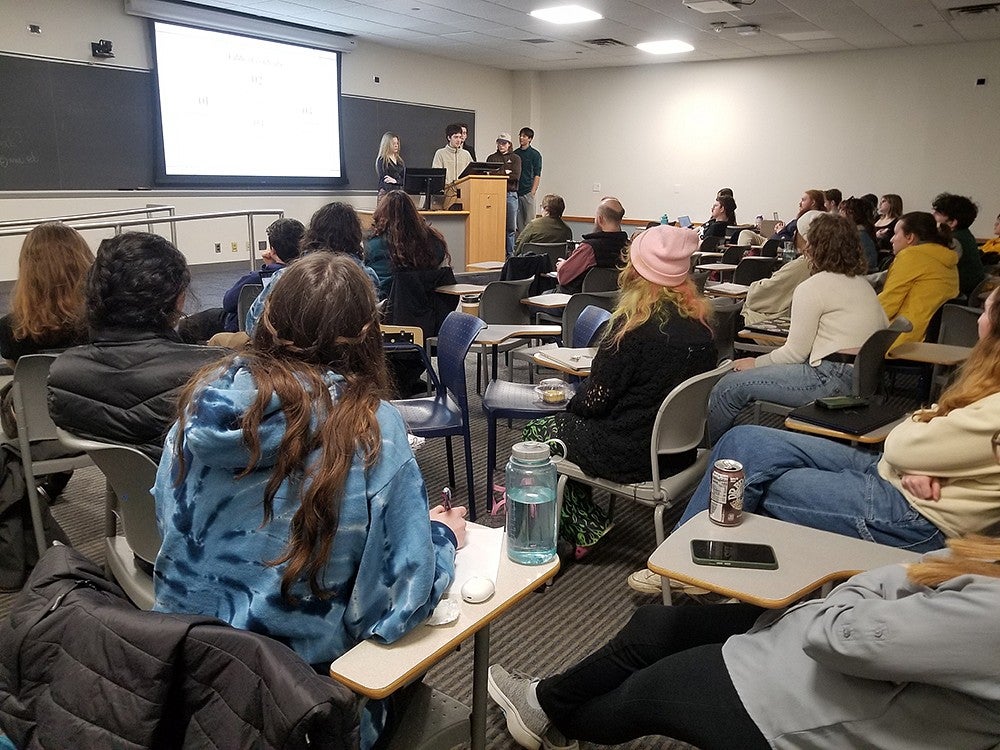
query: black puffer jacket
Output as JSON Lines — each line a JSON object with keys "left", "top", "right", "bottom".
{"left": 0, "top": 545, "right": 359, "bottom": 750}
{"left": 47, "top": 328, "right": 224, "bottom": 460}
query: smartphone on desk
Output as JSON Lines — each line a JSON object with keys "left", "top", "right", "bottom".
{"left": 691, "top": 540, "right": 778, "bottom": 570}
{"left": 815, "top": 395, "right": 869, "bottom": 410}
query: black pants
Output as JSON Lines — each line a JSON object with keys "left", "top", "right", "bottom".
{"left": 536, "top": 604, "right": 770, "bottom": 749}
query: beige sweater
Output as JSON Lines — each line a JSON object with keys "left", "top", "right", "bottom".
{"left": 879, "top": 391, "right": 1000, "bottom": 537}
{"left": 741, "top": 256, "right": 811, "bottom": 325}
{"left": 755, "top": 272, "right": 888, "bottom": 367}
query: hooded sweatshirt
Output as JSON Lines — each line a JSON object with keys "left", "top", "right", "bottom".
{"left": 878, "top": 242, "right": 959, "bottom": 350}
{"left": 153, "top": 361, "right": 455, "bottom": 661}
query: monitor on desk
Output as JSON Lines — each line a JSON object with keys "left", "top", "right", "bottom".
{"left": 458, "top": 162, "right": 504, "bottom": 179}
{"left": 404, "top": 167, "right": 447, "bottom": 210}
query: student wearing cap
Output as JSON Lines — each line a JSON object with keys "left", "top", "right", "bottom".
{"left": 521, "top": 225, "right": 717, "bottom": 555}
{"left": 487, "top": 132, "right": 522, "bottom": 257}
{"left": 706, "top": 212, "right": 888, "bottom": 442}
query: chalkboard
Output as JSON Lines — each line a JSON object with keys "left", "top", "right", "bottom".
{"left": 0, "top": 54, "right": 475, "bottom": 191}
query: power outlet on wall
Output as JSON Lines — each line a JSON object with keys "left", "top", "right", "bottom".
{"left": 214, "top": 242, "right": 221, "bottom": 254}
{"left": 231, "top": 241, "right": 238, "bottom": 253}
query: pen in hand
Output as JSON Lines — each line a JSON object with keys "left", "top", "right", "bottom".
{"left": 441, "top": 487, "right": 453, "bottom": 512}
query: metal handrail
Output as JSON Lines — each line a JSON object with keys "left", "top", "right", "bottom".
{"left": 0, "top": 208, "right": 285, "bottom": 270}
{"left": 0, "top": 205, "right": 178, "bottom": 243}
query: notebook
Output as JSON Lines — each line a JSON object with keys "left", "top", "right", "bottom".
{"left": 788, "top": 401, "right": 908, "bottom": 436}
{"left": 745, "top": 318, "right": 791, "bottom": 337}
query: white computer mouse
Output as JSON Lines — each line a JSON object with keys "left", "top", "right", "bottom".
{"left": 460, "top": 576, "right": 496, "bottom": 604}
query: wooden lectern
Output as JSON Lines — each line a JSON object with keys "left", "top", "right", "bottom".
{"left": 452, "top": 174, "right": 507, "bottom": 267}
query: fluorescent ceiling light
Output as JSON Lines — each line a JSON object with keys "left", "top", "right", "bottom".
{"left": 530, "top": 5, "right": 603, "bottom": 24}
{"left": 637, "top": 39, "right": 694, "bottom": 54}
{"left": 683, "top": 1, "right": 741, "bottom": 12}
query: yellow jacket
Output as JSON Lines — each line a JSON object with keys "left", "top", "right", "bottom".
{"left": 878, "top": 242, "right": 959, "bottom": 350}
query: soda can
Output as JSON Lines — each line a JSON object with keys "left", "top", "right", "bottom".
{"left": 709, "top": 459, "right": 744, "bottom": 526}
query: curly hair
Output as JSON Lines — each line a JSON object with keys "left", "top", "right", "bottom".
{"left": 265, "top": 218, "right": 305, "bottom": 263}
{"left": 173, "top": 254, "right": 389, "bottom": 602}
{"left": 370, "top": 191, "right": 449, "bottom": 270}
{"left": 932, "top": 192, "right": 979, "bottom": 230}
{"left": 840, "top": 196, "right": 876, "bottom": 239}
{"left": 301, "top": 202, "right": 364, "bottom": 260}
{"left": 804, "top": 213, "right": 867, "bottom": 277}
{"left": 86, "top": 232, "right": 189, "bottom": 331}
{"left": 10, "top": 222, "right": 94, "bottom": 341}
{"left": 914, "top": 287, "right": 1000, "bottom": 422}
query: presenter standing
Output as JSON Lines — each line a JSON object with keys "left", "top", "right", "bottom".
{"left": 514, "top": 127, "right": 542, "bottom": 234}
{"left": 374, "top": 132, "right": 405, "bottom": 204}
{"left": 432, "top": 124, "right": 472, "bottom": 209}
{"left": 487, "top": 133, "right": 522, "bottom": 257}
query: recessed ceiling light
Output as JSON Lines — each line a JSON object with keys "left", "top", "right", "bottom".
{"left": 683, "top": 1, "right": 740, "bottom": 12}
{"left": 530, "top": 5, "right": 603, "bottom": 24}
{"left": 636, "top": 39, "right": 694, "bottom": 54}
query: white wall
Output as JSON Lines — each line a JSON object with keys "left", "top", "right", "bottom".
{"left": 0, "top": 0, "right": 514, "bottom": 279}
{"left": 3, "top": 1, "right": 999, "bottom": 281}
{"left": 534, "top": 40, "right": 1000, "bottom": 237}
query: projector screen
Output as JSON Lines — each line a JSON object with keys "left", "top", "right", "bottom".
{"left": 152, "top": 21, "right": 345, "bottom": 187}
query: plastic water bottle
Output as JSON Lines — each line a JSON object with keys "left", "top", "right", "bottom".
{"left": 660, "top": 213, "right": 670, "bottom": 225}
{"left": 505, "top": 441, "right": 558, "bottom": 565}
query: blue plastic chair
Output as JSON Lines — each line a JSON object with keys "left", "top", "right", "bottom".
{"left": 480, "top": 305, "right": 612, "bottom": 512}
{"left": 390, "top": 311, "right": 486, "bottom": 520}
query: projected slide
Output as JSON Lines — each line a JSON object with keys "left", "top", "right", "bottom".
{"left": 153, "top": 21, "right": 342, "bottom": 183}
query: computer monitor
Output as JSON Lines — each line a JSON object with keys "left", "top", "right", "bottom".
{"left": 458, "top": 161, "right": 504, "bottom": 179}
{"left": 403, "top": 168, "right": 447, "bottom": 210}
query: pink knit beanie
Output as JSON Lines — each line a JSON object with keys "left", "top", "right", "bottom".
{"left": 629, "top": 225, "right": 699, "bottom": 287}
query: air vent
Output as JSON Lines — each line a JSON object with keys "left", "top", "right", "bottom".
{"left": 583, "top": 37, "right": 628, "bottom": 47}
{"left": 948, "top": 3, "right": 1000, "bottom": 18}
{"left": 521, "top": 38, "right": 554, "bottom": 44}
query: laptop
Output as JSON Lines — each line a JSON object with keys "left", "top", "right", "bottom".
{"left": 745, "top": 317, "right": 791, "bottom": 337}
{"left": 677, "top": 215, "right": 693, "bottom": 228}
{"left": 788, "top": 401, "right": 908, "bottom": 436}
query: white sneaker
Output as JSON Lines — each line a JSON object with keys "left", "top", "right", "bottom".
{"left": 627, "top": 568, "right": 712, "bottom": 596}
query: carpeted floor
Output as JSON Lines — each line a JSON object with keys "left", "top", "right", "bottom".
{"left": 0, "top": 263, "right": 920, "bottom": 749}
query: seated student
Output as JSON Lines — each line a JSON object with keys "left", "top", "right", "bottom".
{"left": 824, "top": 187, "right": 842, "bottom": 212}
{"left": 740, "top": 209, "right": 822, "bottom": 325}
{"left": 0, "top": 223, "right": 93, "bottom": 363}
{"left": 879, "top": 211, "right": 960, "bottom": 350}
{"left": 698, "top": 195, "right": 737, "bottom": 241}
{"left": 839, "top": 196, "right": 879, "bottom": 271}
{"left": 875, "top": 193, "right": 903, "bottom": 251}
{"left": 555, "top": 197, "right": 627, "bottom": 294}
{"left": 178, "top": 217, "right": 304, "bottom": 343}
{"left": 244, "top": 202, "right": 378, "bottom": 333}
{"left": 153, "top": 253, "right": 466, "bottom": 750}
{"left": 981, "top": 210, "right": 1000, "bottom": 255}
{"left": 737, "top": 189, "right": 824, "bottom": 246}
{"left": 513, "top": 193, "right": 572, "bottom": 255}
{"left": 365, "top": 189, "right": 449, "bottom": 301}
{"left": 707, "top": 213, "right": 888, "bottom": 441}
{"left": 488, "top": 530, "right": 1000, "bottom": 750}
{"left": 522, "top": 225, "right": 716, "bottom": 556}
{"left": 932, "top": 192, "right": 985, "bottom": 297}
{"left": 675, "top": 286, "right": 1000, "bottom": 557}
{"left": 48, "top": 233, "right": 223, "bottom": 461}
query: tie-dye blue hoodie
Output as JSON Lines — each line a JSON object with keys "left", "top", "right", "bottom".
{"left": 153, "top": 361, "right": 455, "bottom": 747}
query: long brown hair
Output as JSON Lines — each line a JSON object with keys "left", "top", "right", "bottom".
{"left": 173, "top": 254, "right": 390, "bottom": 602}
{"left": 607, "top": 260, "right": 713, "bottom": 349}
{"left": 10, "top": 223, "right": 94, "bottom": 340}
{"left": 907, "top": 535, "right": 1000, "bottom": 587}
{"left": 914, "top": 288, "right": 1000, "bottom": 421}
{"left": 371, "top": 190, "right": 449, "bottom": 270}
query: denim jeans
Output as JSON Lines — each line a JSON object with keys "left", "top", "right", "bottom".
{"left": 676, "top": 425, "right": 946, "bottom": 551}
{"left": 505, "top": 191, "right": 518, "bottom": 257}
{"left": 536, "top": 604, "right": 769, "bottom": 749}
{"left": 707, "top": 360, "right": 854, "bottom": 442}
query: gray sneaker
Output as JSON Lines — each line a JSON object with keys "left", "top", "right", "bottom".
{"left": 487, "top": 664, "right": 549, "bottom": 750}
